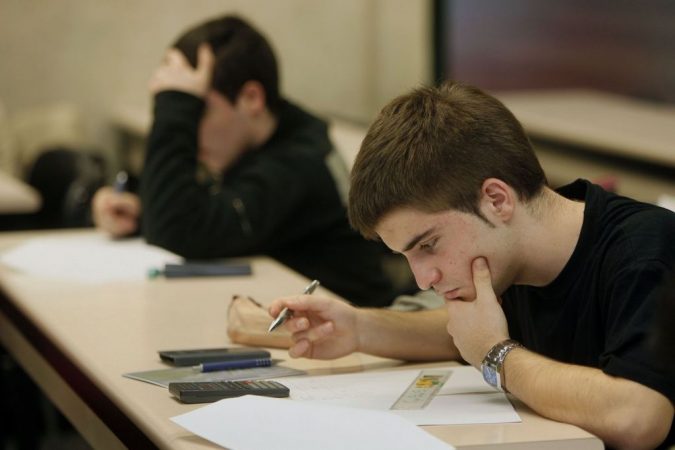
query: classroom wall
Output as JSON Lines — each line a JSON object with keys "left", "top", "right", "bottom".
{"left": 0, "top": 0, "right": 432, "bottom": 162}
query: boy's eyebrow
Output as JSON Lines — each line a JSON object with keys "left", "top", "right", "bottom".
{"left": 402, "top": 228, "right": 435, "bottom": 253}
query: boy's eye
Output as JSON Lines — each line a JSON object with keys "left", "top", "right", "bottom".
{"left": 420, "top": 238, "right": 438, "bottom": 252}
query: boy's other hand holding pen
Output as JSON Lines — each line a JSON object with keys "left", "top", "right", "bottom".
{"left": 92, "top": 171, "right": 142, "bottom": 237}
{"left": 267, "top": 283, "right": 361, "bottom": 360}
{"left": 268, "top": 280, "right": 319, "bottom": 332}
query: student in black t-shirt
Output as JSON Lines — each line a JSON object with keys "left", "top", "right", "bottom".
{"left": 91, "top": 15, "right": 394, "bottom": 307}
{"left": 270, "top": 82, "right": 675, "bottom": 449}
{"left": 650, "top": 271, "right": 675, "bottom": 377}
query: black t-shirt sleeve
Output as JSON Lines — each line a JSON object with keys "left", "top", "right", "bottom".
{"left": 600, "top": 259, "right": 675, "bottom": 403}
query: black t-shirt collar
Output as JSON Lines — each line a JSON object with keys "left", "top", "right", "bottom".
{"left": 540, "top": 179, "right": 602, "bottom": 295}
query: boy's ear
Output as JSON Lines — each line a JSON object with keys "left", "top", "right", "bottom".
{"left": 235, "top": 81, "right": 267, "bottom": 115}
{"left": 479, "top": 178, "right": 515, "bottom": 223}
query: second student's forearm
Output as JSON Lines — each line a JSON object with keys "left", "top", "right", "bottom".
{"left": 356, "top": 307, "right": 461, "bottom": 361}
{"left": 504, "top": 348, "right": 673, "bottom": 450}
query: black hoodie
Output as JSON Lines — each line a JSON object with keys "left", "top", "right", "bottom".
{"left": 140, "top": 91, "right": 394, "bottom": 307}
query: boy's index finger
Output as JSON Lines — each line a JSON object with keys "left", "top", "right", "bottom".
{"left": 268, "top": 295, "right": 303, "bottom": 316}
{"left": 472, "top": 257, "right": 494, "bottom": 299}
{"left": 164, "top": 48, "right": 189, "bottom": 68}
{"left": 269, "top": 294, "right": 324, "bottom": 315}
{"left": 196, "top": 43, "right": 215, "bottom": 77}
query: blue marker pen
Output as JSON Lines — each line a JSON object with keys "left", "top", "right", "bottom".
{"left": 147, "top": 262, "right": 252, "bottom": 279}
{"left": 193, "top": 358, "right": 273, "bottom": 373}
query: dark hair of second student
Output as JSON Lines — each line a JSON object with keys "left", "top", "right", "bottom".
{"left": 173, "top": 15, "right": 281, "bottom": 113}
{"left": 348, "top": 81, "right": 548, "bottom": 240}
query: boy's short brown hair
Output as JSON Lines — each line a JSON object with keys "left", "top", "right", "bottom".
{"left": 349, "top": 81, "right": 547, "bottom": 239}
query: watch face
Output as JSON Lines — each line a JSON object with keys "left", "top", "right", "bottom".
{"left": 482, "top": 365, "right": 498, "bottom": 388}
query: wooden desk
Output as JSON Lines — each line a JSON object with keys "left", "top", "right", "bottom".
{"left": 498, "top": 89, "right": 675, "bottom": 168}
{"left": 0, "top": 230, "right": 603, "bottom": 449}
{"left": 497, "top": 89, "right": 675, "bottom": 203}
{"left": 0, "top": 170, "right": 41, "bottom": 214}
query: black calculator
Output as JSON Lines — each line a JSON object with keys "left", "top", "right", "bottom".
{"left": 168, "top": 380, "right": 290, "bottom": 404}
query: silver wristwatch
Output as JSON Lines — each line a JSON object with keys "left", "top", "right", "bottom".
{"left": 481, "top": 339, "right": 522, "bottom": 392}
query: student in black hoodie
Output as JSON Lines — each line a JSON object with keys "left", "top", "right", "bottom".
{"left": 92, "top": 15, "right": 394, "bottom": 307}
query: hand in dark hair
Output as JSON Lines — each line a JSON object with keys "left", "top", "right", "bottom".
{"left": 148, "top": 44, "right": 214, "bottom": 97}
{"left": 172, "top": 15, "right": 281, "bottom": 113}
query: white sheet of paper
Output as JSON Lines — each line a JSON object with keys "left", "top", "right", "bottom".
{"left": 171, "top": 395, "right": 455, "bottom": 450}
{"left": 273, "top": 365, "right": 520, "bottom": 425}
{"left": 0, "top": 235, "right": 181, "bottom": 283}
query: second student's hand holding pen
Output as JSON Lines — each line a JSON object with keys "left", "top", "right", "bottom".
{"left": 92, "top": 171, "right": 142, "bottom": 238}
{"left": 267, "top": 286, "right": 361, "bottom": 360}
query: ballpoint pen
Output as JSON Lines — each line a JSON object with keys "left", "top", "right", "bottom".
{"left": 268, "top": 279, "right": 319, "bottom": 332}
{"left": 113, "top": 170, "right": 129, "bottom": 193}
{"left": 192, "top": 358, "right": 273, "bottom": 373}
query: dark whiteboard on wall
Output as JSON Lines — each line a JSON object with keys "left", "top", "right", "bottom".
{"left": 434, "top": 0, "right": 675, "bottom": 104}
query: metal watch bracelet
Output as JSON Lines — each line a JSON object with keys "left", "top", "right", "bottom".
{"left": 481, "top": 339, "right": 522, "bottom": 392}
